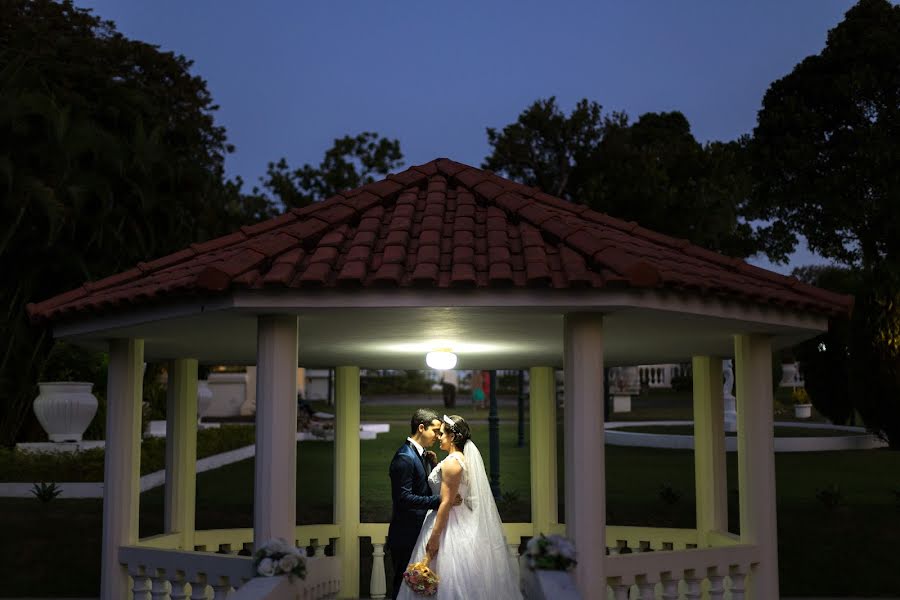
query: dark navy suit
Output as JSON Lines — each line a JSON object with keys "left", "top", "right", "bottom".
{"left": 387, "top": 440, "right": 440, "bottom": 599}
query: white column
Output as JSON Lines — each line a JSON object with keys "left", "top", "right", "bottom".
{"left": 334, "top": 365, "right": 360, "bottom": 599}
{"left": 165, "top": 358, "right": 198, "bottom": 550}
{"left": 692, "top": 356, "right": 727, "bottom": 545}
{"left": 254, "top": 315, "right": 299, "bottom": 545}
{"left": 734, "top": 334, "right": 780, "bottom": 599}
{"left": 563, "top": 313, "right": 606, "bottom": 595}
{"left": 529, "top": 366, "right": 558, "bottom": 535}
{"left": 100, "top": 338, "right": 144, "bottom": 600}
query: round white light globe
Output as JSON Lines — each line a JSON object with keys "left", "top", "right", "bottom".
{"left": 425, "top": 351, "right": 457, "bottom": 370}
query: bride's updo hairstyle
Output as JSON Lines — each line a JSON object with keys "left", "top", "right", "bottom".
{"left": 443, "top": 414, "right": 471, "bottom": 451}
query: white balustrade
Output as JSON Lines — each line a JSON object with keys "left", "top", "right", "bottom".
{"left": 121, "top": 545, "right": 340, "bottom": 600}
{"left": 605, "top": 544, "right": 757, "bottom": 600}
{"left": 133, "top": 524, "right": 759, "bottom": 600}
{"left": 370, "top": 541, "right": 387, "bottom": 600}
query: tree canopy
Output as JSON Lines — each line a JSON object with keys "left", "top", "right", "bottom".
{"left": 483, "top": 98, "right": 763, "bottom": 258}
{"left": 754, "top": 0, "right": 900, "bottom": 447}
{"left": 751, "top": 0, "right": 900, "bottom": 271}
{"left": 0, "top": 0, "right": 262, "bottom": 444}
{"left": 256, "top": 132, "right": 404, "bottom": 210}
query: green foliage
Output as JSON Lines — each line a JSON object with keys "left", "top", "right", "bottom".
{"left": 0, "top": 425, "right": 255, "bottom": 482}
{"left": 0, "top": 0, "right": 269, "bottom": 446}
{"left": 848, "top": 274, "right": 900, "bottom": 448}
{"left": 792, "top": 266, "right": 858, "bottom": 425}
{"left": 256, "top": 132, "right": 404, "bottom": 210}
{"left": 751, "top": 0, "right": 900, "bottom": 269}
{"left": 790, "top": 387, "right": 811, "bottom": 406}
{"left": 40, "top": 341, "right": 107, "bottom": 384}
{"left": 360, "top": 370, "right": 434, "bottom": 395}
{"left": 484, "top": 98, "right": 763, "bottom": 257}
{"left": 30, "top": 482, "right": 62, "bottom": 503}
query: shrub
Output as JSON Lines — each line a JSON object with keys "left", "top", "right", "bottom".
{"left": 30, "top": 482, "right": 62, "bottom": 503}
{"left": 791, "top": 387, "right": 811, "bottom": 405}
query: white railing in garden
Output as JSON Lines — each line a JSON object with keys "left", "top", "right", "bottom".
{"left": 130, "top": 524, "right": 757, "bottom": 600}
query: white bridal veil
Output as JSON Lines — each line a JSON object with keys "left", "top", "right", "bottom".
{"left": 461, "top": 439, "right": 521, "bottom": 596}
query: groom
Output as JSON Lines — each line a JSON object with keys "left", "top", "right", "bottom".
{"left": 387, "top": 408, "right": 445, "bottom": 599}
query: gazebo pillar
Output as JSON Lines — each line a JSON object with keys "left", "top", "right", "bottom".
{"left": 734, "top": 334, "right": 780, "bottom": 599}
{"left": 100, "top": 338, "right": 144, "bottom": 600}
{"left": 254, "top": 315, "right": 299, "bottom": 546}
{"left": 563, "top": 313, "right": 606, "bottom": 595}
{"left": 691, "top": 355, "right": 727, "bottom": 545}
{"left": 334, "top": 365, "right": 361, "bottom": 598}
{"left": 529, "top": 366, "right": 558, "bottom": 535}
{"left": 165, "top": 358, "right": 198, "bottom": 550}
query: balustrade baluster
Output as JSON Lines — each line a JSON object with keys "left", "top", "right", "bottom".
{"left": 169, "top": 572, "right": 189, "bottom": 600}
{"left": 728, "top": 567, "right": 747, "bottom": 600}
{"left": 659, "top": 573, "right": 679, "bottom": 600}
{"left": 129, "top": 565, "right": 152, "bottom": 600}
{"left": 150, "top": 571, "right": 171, "bottom": 600}
{"left": 707, "top": 571, "right": 725, "bottom": 600}
{"left": 370, "top": 541, "right": 387, "bottom": 600}
{"left": 609, "top": 581, "right": 630, "bottom": 600}
{"left": 189, "top": 573, "right": 209, "bottom": 600}
{"left": 636, "top": 580, "right": 656, "bottom": 599}
{"left": 683, "top": 571, "right": 703, "bottom": 600}
{"left": 210, "top": 575, "right": 233, "bottom": 600}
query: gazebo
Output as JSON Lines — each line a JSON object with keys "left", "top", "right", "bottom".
{"left": 28, "top": 158, "right": 851, "bottom": 600}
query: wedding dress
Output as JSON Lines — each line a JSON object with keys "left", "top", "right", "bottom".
{"left": 397, "top": 441, "right": 522, "bottom": 600}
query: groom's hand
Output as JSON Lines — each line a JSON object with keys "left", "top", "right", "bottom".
{"left": 422, "top": 450, "right": 437, "bottom": 465}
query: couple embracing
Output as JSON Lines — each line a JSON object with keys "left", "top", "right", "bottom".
{"left": 387, "top": 409, "right": 521, "bottom": 599}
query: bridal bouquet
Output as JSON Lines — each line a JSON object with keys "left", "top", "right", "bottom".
{"left": 524, "top": 533, "right": 577, "bottom": 571}
{"left": 403, "top": 556, "right": 439, "bottom": 596}
{"left": 253, "top": 538, "right": 307, "bottom": 581}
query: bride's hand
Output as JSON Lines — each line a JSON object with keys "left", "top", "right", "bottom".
{"left": 426, "top": 535, "right": 440, "bottom": 559}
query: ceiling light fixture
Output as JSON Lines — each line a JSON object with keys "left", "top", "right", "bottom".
{"left": 425, "top": 350, "right": 457, "bottom": 370}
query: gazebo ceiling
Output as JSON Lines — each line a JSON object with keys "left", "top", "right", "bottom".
{"left": 30, "top": 158, "right": 851, "bottom": 367}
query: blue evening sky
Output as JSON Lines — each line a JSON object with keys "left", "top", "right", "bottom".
{"left": 75, "top": 1, "right": 858, "bottom": 274}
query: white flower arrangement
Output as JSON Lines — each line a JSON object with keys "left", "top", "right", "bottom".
{"left": 253, "top": 538, "right": 307, "bottom": 580}
{"left": 524, "top": 534, "right": 577, "bottom": 571}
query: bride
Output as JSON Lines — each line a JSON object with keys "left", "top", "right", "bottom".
{"left": 397, "top": 415, "right": 521, "bottom": 599}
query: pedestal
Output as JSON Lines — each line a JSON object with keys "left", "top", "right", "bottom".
{"left": 612, "top": 394, "right": 631, "bottom": 413}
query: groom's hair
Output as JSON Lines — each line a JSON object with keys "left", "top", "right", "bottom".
{"left": 410, "top": 408, "right": 440, "bottom": 434}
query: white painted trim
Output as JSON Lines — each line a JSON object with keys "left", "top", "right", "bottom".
{"left": 52, "top": 287, "right": 829, "bottom": 340}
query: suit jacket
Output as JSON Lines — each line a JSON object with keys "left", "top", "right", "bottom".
{"left": 387, "top": 440, "right": 440, "bottom": 548}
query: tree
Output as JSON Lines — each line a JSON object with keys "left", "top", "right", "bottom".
{"left": 483, "top": 99, "right": 764, "bottom": 258}
{"left": 0, "top": 0, "right": 265, "bottom": 445}
{"left": 483, "top": 97, "right": 614, "bottom": 200}
{"left": 751, "top": 0, "right": 900, "bottom": 270}
{"left": 257, "top": 132, "right": 404, "bottom": 210}
{"left": 752, "top": 0, "right": 900, "bottom": 447}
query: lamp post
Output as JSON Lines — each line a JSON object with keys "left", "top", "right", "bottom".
{"left": 488, "top": 369, "right": 500, "bottom": 498}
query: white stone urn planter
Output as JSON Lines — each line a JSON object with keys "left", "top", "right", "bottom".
{"left": 33, "top": 382, "right": 98, "bottom": 442}
{"left": 519, "top": 556, "right": 581, "bottom": 599}
{"left": 794, "top": 403, "right": 813, "bottom": 419}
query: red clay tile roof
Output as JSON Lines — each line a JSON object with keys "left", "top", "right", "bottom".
{"left": 27, "top": 158, "right": 853, "bottom": 323}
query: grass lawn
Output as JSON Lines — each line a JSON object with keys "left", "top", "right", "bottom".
{"left": 3, "top": 400, "right": 899, "bottom": 597}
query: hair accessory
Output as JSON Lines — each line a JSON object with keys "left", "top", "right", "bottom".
{"left": 442, "top": 415, "right": 457, "bottom": 431}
